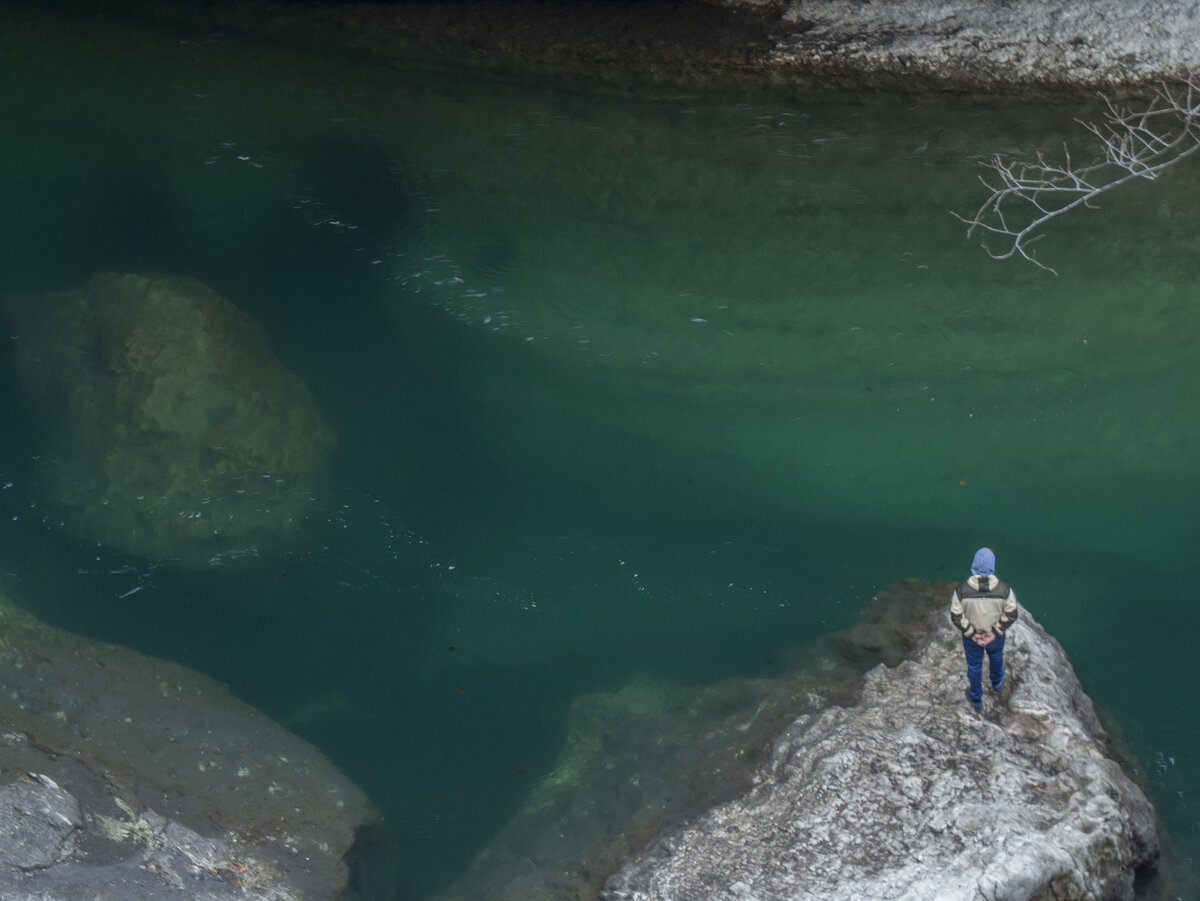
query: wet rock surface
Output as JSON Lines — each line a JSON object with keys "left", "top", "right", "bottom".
{"left": 0, "top": 596, "right": 375, "bottom": 900}
{"left": 603, "top": 579, "right": 1160, "bottom": 901}
{"left": 4, "top": 272, "right": 334, "bottom": 566}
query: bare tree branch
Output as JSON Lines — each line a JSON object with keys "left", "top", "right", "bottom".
{"left": 953, "top": 73, "right": 1200, "bottom": 275}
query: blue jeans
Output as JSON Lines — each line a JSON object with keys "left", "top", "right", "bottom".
{"left": 962, "top": 633, "right": 1006, "bottom": 705}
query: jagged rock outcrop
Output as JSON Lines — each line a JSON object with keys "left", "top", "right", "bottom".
{"left": 429, "top": 582, "right": 941, "bottom": 901}
{"left": 603, "top": 579, "right": 1160, "bottom": 901}
{"left": 0, "top": 595, "right": 377, "bottom": 900}
{"left": 4, "top": 272, "right": 334, "bottom": 566}
{"left": 430, "top": 580, "right": 1162, "bottom": 901}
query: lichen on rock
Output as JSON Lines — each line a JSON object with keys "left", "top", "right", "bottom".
{"left": 5, "top": 272, "right": 335, "bottom": 565}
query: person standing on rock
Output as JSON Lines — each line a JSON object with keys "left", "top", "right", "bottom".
{"left": 950, "top": 547, "right": 1019, "bottom": 710}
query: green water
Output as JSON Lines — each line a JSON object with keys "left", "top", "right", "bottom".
{"left": 1, "top": 4, "right": 1198, "bottom": 898}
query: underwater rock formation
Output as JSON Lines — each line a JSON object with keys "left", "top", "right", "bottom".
{"left": 604, "top": 580, "right": 1160, "bottom": 901}
{"left": 0, "top": 594, "right": 376, "bottom": 900}
{"left": 5, "top": 272, "right": 334, "bottom": 565}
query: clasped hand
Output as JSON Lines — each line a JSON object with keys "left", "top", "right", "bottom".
{"left": 972, "top": 630, "right": 996, "bottom": 647}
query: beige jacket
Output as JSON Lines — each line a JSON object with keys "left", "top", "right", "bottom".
{"left": 950, "top": 575, "right": 1019, "bottom": 638}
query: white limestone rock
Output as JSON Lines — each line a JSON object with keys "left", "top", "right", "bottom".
{"left": 604, "top": 580, "right": 1158, "bottom": 901}
{"left": 765, "top": 0, "right": 1200, "bottom": 88}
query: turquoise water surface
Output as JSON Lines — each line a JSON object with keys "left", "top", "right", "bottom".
{"left": 1, "top": 5, "right": 1198, "bottom": 898}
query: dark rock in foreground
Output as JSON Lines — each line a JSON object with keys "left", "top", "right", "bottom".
{"left": 604, "top": 579, "right": 1159, "bottom": 901}
{"left": 0, "top": 595, "right": 375, "bottom": 900}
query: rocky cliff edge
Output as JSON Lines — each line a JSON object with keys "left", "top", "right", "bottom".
{"left": 603, "top": 579, "right": 1160, "bottom": 901}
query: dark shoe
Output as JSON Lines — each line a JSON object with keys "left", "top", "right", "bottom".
{"left": 965, "top": 689, "right": 982, "bottom": 711}
{"left": 995, "top": 665, "right": 1014, "bottom": 694}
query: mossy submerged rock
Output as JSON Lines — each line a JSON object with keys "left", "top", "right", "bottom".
{"left": 5, "top": 272, "right": 334, "bottom": 565}
{"left": 0, "top": 595, "right": 377, "bottom": 900}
